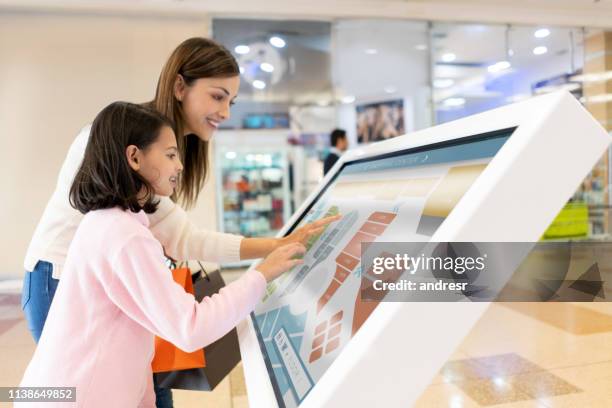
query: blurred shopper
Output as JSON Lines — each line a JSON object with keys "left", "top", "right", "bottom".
{"left": 323, "top": 128, "right": 348, "bottom": 175}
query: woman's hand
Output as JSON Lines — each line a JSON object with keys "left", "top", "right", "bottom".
{"left": 239, "top": 214, "right": 341, "bottom": 260}
{"left": 281, "top": 214, "right": 341, "bottom": 247}
{"left": 256, "top": 243, "right": 307, "bottom": 282}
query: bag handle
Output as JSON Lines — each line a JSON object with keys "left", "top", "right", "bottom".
{"left": 167, "top": 257, "right": 209, "bottom": 283}
{"left": 197, "top": 260, "right": 211, "bottom": 282}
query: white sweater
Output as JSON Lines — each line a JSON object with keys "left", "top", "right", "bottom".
{"left": 24, "top": 125, "right": 243, "bottom": 279}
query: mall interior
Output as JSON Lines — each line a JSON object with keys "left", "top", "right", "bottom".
{"left": 1, "top": 1, "right": 612, "bottom": 407}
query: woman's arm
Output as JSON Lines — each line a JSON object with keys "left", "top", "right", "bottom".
{"left": 149, "top": 197, "right": 340, "bottom": 262}
{"left": 239, "top": 237, "right": 280, "bottom": 260}
{"left": 147, "top": 197, "right": 243, "bottom": 263}
{"left": 240, "top": 214, "right": 341, "bottom": 259}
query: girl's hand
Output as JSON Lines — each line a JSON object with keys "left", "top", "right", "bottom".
{"left": 281, "top": 214, "right": 341, "bottom": 247}
{"left": 256, "top": 243, "right": 307, "bottom": 282}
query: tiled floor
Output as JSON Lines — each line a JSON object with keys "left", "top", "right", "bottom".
{"left": 1, "top": 287, "right": 611, "bottom": 407}
{"left": 413, "top": 302, "right": 612, "bottom": 407}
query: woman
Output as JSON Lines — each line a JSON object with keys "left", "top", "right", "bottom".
{"left": 21, "top": 37, "right": 337, "bottom": 407}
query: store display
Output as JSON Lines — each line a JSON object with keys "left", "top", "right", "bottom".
{"left": 218, "top": 149, "right": 291, "bottom": 238}
{"left": 243, "top": 113, "right": 290, "bottom": 129}
{"left": 356, "top": 99, "right": 405, "bottom": 144}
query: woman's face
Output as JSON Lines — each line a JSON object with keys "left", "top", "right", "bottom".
{"left": 176, "top": 75, "right": 240, "bottom": 141}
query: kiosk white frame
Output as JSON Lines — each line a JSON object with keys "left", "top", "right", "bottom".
{"left": 238, "top": 91, "right": 610, "bottom": 408}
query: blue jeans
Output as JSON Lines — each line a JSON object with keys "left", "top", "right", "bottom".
{"left": 154, "top": 375, "right": 174, "bottom": 408}
{"left": 21, "top": 261, "right": 59, "bottom": 343}
{"left": 22, "top": 260, "right": 173, "bottom": 407}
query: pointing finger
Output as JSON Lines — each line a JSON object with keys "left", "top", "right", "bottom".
{"left": 312, "top": 214, "right": 341, "bottom": 228}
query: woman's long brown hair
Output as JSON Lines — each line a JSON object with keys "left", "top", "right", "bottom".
{"left": 149, "top": 37, "right": 239, "bottom": 209}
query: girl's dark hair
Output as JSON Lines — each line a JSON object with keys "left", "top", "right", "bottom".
{"left": 69, "top": 101, "right": 174, "bottom": 215}
{"left": 147, "top": 37, "right": 239, "bottom": 209}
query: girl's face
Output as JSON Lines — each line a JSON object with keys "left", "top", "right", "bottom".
{"left": 175, "top": 75, "right": 240, "bottom": 141}
{"left": 127, "top": 125, "right": 184, "bottom": 197}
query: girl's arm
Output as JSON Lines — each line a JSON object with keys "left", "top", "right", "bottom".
{"left": 106, "top": 234, "right": 266, "bottom": 352}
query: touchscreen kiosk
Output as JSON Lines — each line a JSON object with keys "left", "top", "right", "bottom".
{"left": 238, "top": 91, "right": 610, "bottom": 408}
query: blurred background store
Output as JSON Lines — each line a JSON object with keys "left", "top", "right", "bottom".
{"left": 212, "top": 18, "right": 609, "bottom": 250}
{"left": 1, "top": 2, "right": 611, "bottom": 277}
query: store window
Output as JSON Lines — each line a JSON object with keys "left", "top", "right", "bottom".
{"left": 214, "top": 17, "right": 609, "bottom": 242}
{"left": 332, "top": 19, "right": 433, "bottom": 144}
{"left": 212, "top": 19, "right": 333, "bottom": 241}
{"left": 216, "top": 139, "right": 291, "bottom": 238}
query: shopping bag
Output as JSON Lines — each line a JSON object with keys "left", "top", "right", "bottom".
{"left": 154, "top": 267, "right": 242, "bottom": 391}
{"left": 151, "top": 266, "right": 206, "bottom": 373}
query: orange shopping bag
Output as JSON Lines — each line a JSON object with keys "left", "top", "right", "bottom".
{"left": 151, "top": 266, "right": 206, "bottom": 373}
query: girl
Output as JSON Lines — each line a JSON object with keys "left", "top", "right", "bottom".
{"left": 19, "top": 102, "right": 306, "bottom": 407}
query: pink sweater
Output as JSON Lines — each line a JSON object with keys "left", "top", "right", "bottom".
{"left": 19, "top": 208, "right": 266, "bottom": 407}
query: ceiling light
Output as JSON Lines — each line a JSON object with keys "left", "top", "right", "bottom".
{"left": 225, "top": 151, "right": 237, "bottom": 160}
{"left": 269, "top": 36, "right": 286, "bottom": 48}
{"left": 433, "top": 78, "right": 454, "bottom": 88}
{"left": 493, "top": 377, "right": 506, "bottom": 388}
{"left": 443, "top": 97, "right": 466, "bottom": 107}
{"left": 260, "top": 62, "right": 274, "bottom": 73}
{"left": 384, "top": 86, "right": 397, "bottom": 94}
{"left": 415, "top": 44, "right": 427, "bottom": 51}
{"left": 487, "top": 60, "right": 511, "bottom": 73}
{"left": 534, "top": 28, "right": 550, "bottom": 38}
{"left": 365, "top": 48, "right": 378, "bottom": 55}
{"left": 253, "top": 80, "right": 266, "bottom": 90}
{"left": 234, "top": 45, "right": 250, "bottom": 55}
{"left": 441, "top": 53, "right": 456, "bottom": 62}
{"left": 496, "top": 61, "right": 511, "bottom": 71}
{"left": 533, "top": 46, "right": 548, "bottom": 55}
{"left": 342, "top": 95, "right": 356, "bottom": 104}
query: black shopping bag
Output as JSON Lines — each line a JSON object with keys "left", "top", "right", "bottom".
{"left": 154, "top": 267, "right": 242, "bottom": 391}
